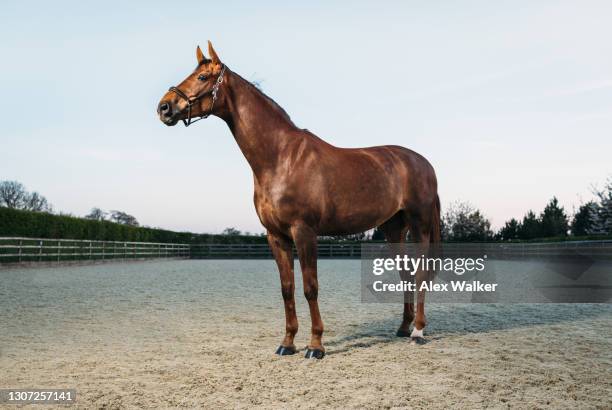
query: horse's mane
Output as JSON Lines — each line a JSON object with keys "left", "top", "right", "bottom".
{"left": 231, "top": 69, "right": 295, "bottom": 125}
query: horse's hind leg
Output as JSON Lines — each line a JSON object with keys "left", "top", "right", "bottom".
{"left": 409, "top": 222, "right": 431, "bottom": 344}
{"left": 379, "top": 212, "right": 413, "bottom": 337}
{"left": 267, "top": 232, "right": 298, "bottom": 356}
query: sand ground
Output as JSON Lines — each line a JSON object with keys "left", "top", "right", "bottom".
{"left": 1, "top": 260, "right": 611, "bottom": 409}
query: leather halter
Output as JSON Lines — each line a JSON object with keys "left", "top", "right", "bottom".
{"left": 168, "top": 64, "right": 226, "bottom": 127}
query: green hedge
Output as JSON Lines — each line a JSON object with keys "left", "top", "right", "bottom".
{"left": 0, "top": 207, "right": 267, "bottom": 244}
{"left": 2, "top": 207, "right": 609, "bottom": 245}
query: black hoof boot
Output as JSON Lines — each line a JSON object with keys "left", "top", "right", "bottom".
{"left": 411, "top": 336, "right": 427, "bottom": 345}
{"left": 396, "top": 329, "right": 411, "bottom": 337}
{"left": 304, "top": 348, "right": 325, "bottom": 359}
{"left": 275, "top": 345, "right": 296, "bottom": 356}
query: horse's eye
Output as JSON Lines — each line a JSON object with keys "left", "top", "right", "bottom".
{"left": 197, "top": 74, "right": 207, "bottom": 82}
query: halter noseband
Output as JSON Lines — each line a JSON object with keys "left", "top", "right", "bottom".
{"left": 168, "top": 64, "right": 226, "bottom": 127}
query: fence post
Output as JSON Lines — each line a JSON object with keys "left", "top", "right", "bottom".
{"left": 102, "top": 242, "right": 105, "bottom": 260}
{"left": 57, "top": 240, "right": 61, "bottom": 262}
{"left": 39, "top": 240, "right": 43, "bottom": 262}
{"left": 89, "top": 241, "right": 92, "bottom": 260}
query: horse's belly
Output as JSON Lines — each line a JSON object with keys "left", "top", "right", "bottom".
{"left": 254, "top": 166, "right": 404, "bottom": 236}
{"left": 317, "top": 204, "right": 398, "bottom": 235}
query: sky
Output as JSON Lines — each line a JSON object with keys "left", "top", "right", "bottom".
{"left": 1, "top": 1, "right": 610, "bottom": 234}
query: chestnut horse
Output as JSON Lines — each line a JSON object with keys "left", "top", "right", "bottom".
{"left": 157, "top": 42, "right": 440, "bottom": 359}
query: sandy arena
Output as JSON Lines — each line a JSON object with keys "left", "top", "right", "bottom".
{"left": 1, "top": 260, "right": 610, "bottom": 408}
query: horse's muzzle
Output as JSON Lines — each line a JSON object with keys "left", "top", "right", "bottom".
{"left": 157, "top": 101, "right": 178, "bottom": 126}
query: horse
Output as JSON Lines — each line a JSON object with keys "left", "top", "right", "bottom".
{"left": 157, "top": 42, "right": 441, "bottom": 359}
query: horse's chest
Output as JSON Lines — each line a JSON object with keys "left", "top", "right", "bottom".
{"left": 253, "top": 182, "right": 298, "bottom": 231}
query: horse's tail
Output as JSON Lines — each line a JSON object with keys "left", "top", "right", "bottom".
{"left": 428, "top": 194, "right": 442, "bottom": 270}
{"left": 430, "top": 194, "right": 441, "bottom": 244}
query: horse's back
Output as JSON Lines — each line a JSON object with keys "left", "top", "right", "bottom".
{"left": 348, "top": 144, "right": 438, "bottom": 208}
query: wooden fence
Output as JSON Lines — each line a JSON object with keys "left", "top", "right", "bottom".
{"left": 1, "top": 237, "right": 610, "bottom": 265}
{"left": 189, "top": 243, "right": 362, "bottom": 259}
{"left": 0, "top": 237, "right": 190, "bottom": 264}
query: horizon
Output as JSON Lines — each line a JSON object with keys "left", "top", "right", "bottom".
{"left": 2, "top": 1, "right": 611, "bottom": 234}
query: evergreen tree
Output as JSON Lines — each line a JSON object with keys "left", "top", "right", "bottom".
{"left": 540, "top": 197, "right": 568, "bottom": 237}
{"left": 518, "top": 211, "right": 541, "bottom": 239}
{"left": 571, "top": 202, "right": 595, "bottom": 236}
{"left": 498, "top": 218, "right": 520, "bottom": 241}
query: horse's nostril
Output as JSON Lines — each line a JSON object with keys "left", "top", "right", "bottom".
{"left": 159, "top": 102, "right": 172, "bottom": 117}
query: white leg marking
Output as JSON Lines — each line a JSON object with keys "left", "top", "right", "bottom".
{"left": 410, "top": 327, "right": 424, "bottom": 338}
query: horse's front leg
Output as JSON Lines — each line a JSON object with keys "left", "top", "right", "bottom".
{"left": 267, "top": 232, "right": 298, "bottom": 355}
{"left": 291, "top": 224, "right": 325, "bottom": 359}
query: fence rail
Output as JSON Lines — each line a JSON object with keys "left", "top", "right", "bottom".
{"left": 1, "top": 237, "right": 611, "bottom": 265}
{"left": 0, "top": 237, "right": 190, "bottom": 264}
{"left": 189, "top": 243, "right": 362, "bottom": 259}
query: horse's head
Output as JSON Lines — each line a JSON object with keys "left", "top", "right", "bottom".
{"left": 157, "top": 41, "right": 226, "bottom": 127}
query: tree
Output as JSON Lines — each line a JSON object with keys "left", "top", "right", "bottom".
{"left": 85, "top": 207, "right": 107, "bottom": 221}
{"left": 23, "top": 191, "right": 51, "bottom": 212}
{"left": 222, "top": 227, "right": 241, "bottom": 236}
{"left": 0, "top": 181, "right": 27, "bottom": 208}
{"left": 498, "top": 218, "right": 520, "bottom": 241}
{"left": 586, "top": 177, "right": 612, "bottom": 235}
{"left": 0, "top": 180, "right": 51, "bottom": 212}
{"left": 442, "top": 201, "right": 493, "bottom": 241}
{"left": 109, "top": 210, "right": 139, "bottom": 226}
{"left": 595, "top": 178, "right": 612, "bottom": 234}
{"left": 517, "top": 210, "right": 541, "bottom": 239}
{"left": 571, "top": 202, "right": 596, "bottom": 236}
{"left": 540, "top": 197, "right": 568, "bottom": 237}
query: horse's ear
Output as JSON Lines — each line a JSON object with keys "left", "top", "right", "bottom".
{"left": 196, "top": 45, "right": 207, "bottom": 65}
{"left": 207, "top": 40, "right": 221, "bottom": 66}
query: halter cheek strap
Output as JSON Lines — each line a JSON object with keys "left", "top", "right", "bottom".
{"left": 168, "top": 64, "right": 226, "bottom": 127}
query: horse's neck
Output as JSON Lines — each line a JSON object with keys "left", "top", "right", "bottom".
{"left": 219, "top": 70, "right": 297, "bottom": 178}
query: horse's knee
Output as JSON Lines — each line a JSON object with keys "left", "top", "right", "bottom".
{"left": 280, "top": 282, "right": 294, "bottom": 301}
{"left": 303, "top": 280, "right": 318, "bottom": 301}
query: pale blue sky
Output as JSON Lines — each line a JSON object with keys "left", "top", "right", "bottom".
{"left": 1, "top": 1, "right": 610, "bottom": 233}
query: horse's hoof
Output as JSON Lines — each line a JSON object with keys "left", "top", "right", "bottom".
{"left": 396, "top": 329, "right": 411, "bottom": 337}
{"left": 410, "top": 336, "right": 427, "bottom": 345}
{"left": 304, "top": 348, "right": 325, "bottom": 359}
{"left": 275, "top": 345, "right": 296, "bottom": 356}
